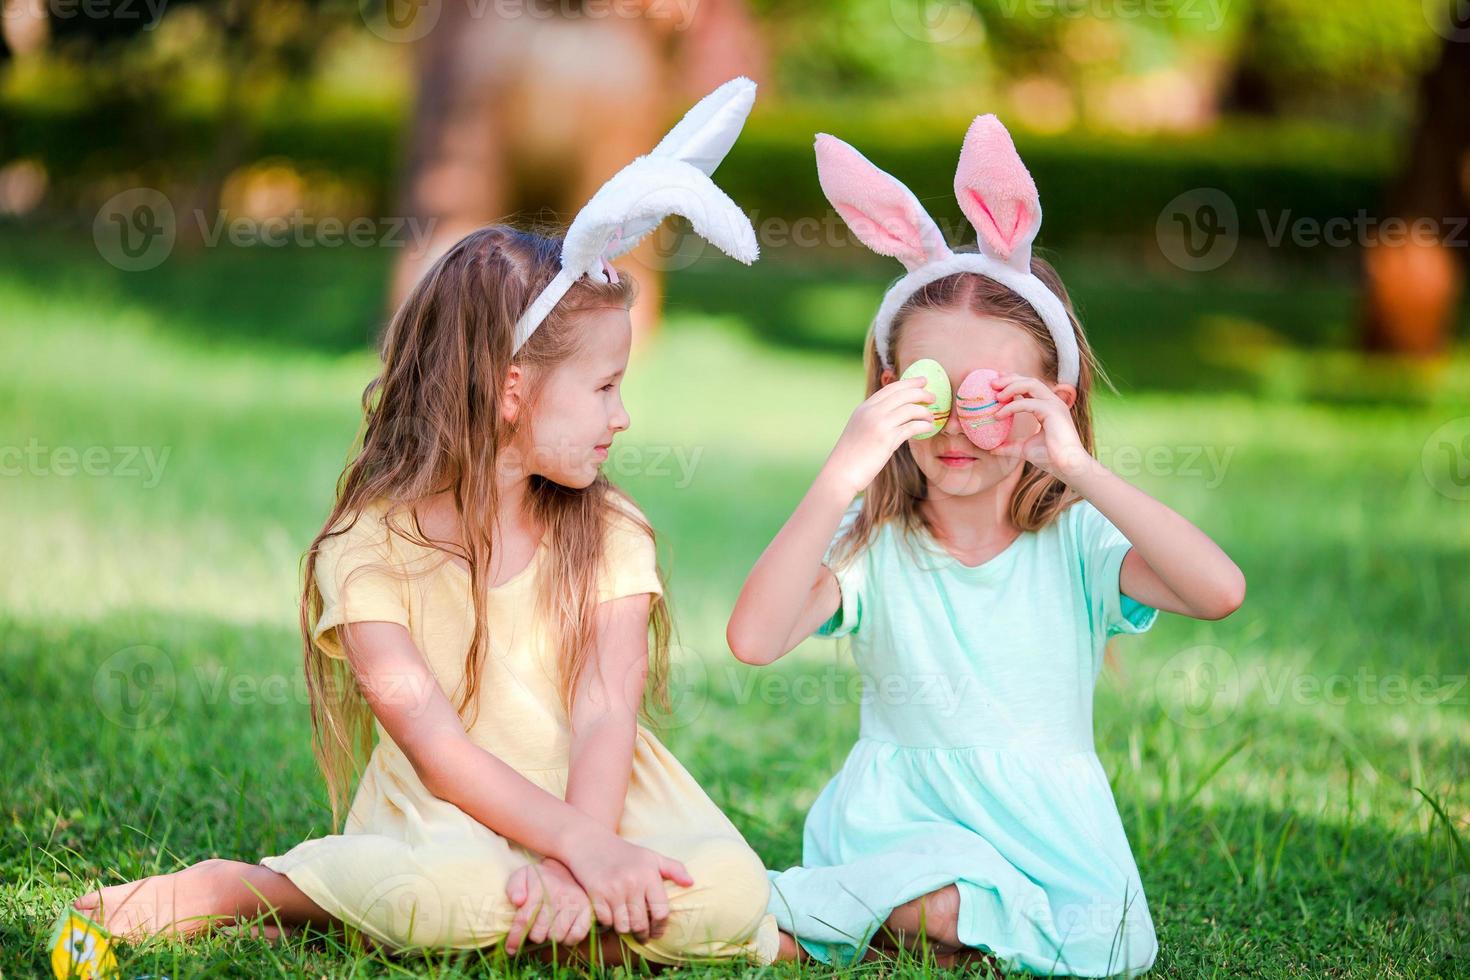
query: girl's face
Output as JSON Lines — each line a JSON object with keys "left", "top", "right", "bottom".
{"left": 510, "top": 306, "right": 633, "bottom": 489}
{"left": 884, "top": 307, "right": 1071, "bottom": 499}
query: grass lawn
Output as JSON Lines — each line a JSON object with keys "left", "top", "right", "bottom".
{"left": 1, "top": 227, "right": 1467, "bottom": 977}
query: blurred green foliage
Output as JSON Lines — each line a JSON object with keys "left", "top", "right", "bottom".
{"left": 750, "top": 0, "right": 1440, "bottom": 118}
{"left": 0, "top": 92, "right": 1392, "bottom": 254}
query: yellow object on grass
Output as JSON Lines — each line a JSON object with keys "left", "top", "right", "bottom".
{"left": 49, "top": 908, "right": 117, "bottom": 979}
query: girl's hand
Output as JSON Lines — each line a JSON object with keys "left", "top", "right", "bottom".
{"left": 992, "top": 373, "right": 1094, "bottom": 480}
{"left": 505, "top": 858, "right": 594, "bottom": 954}
{"left": 560, "top": 833, "right": 693, "bottom": 941}
{"left": 823, "top": 377, "right": 937, "bottom": 496}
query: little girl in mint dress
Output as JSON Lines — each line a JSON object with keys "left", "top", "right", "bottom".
{"left": 749, "top": 113, "right": 1221, "bottom": 978}
{"left": 764, "top": 499, "right": 1160, "bottom": 975}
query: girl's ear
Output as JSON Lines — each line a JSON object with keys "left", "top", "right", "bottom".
{"left": 501, "top": 365, "right": 525, "bottom": 425}
{"left": 1052, "top": 382, "right": 1077, "bottom": 409}
{"left": 880, "top": 367, "right": 897, "bottom": 385}
{"left": 815, "top": 133, "right": 951, "bottom": 271}
{"left": 954, "top": 114, "right": 1042, "bottom": 273}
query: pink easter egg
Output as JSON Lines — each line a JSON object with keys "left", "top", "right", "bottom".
{"left": 955, "top": 369, "right": 1012, "bottom": 451}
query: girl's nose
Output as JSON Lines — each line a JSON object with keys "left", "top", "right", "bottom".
{"left": 939, "top": 390, "right": 961, "bottom": 435}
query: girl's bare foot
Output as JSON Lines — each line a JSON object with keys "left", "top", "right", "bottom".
{"left": 776, "top": 929, "right": 810, "bottom": 963}
{"left": 72, "top": 858, "right": 332, "bottom": 944}
{"left": 72, "top": 861, "right": 230, "bottom": 940}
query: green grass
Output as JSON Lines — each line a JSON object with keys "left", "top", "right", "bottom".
{"left": 1, "top": 227, "right": 1468, "bottom": 977}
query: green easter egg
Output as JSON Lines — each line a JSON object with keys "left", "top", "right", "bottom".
{"left": 899, "top": 358, "right": 952, "bottom": 439}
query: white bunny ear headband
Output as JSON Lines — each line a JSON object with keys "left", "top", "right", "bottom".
{"left": 814, "top": 114, "right": 1079, "bottom": 385}
{"left": 513, "top": 77, "right": 760, "bottom": 352}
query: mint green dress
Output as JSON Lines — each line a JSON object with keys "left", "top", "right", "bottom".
{"left": 766, "top": 500, "right": 1159, "bottom": 976}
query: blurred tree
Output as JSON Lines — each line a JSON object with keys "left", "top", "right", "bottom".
{"left": 9, "top": 0, "right": 354, "bottom": 236}
{"left": 1223, "top": 0, "right": 1436, "bottom": 120}
{"left": 1358, "top": 30, "right": 1469, "bottom": 357}
{"left": 388, "top": 0, "right": 767, "bottom": 342}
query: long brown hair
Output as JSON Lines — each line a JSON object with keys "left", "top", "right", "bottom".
{"left": 301, "top": 225, "right": 672, "bottom": 827}
{"left": 833, "top": 253, "right": 1110, "bottom": 566}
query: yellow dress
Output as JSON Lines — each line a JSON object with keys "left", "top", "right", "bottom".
{"left": 260, "top": 498, "right": 779, "bottom": 964}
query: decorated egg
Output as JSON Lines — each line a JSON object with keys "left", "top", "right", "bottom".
{"left": 899, "top": 358, "right": 951, "bottom": 439}
{"left": 955, "top": 368, "right": 1011, "bottom": 450}
{"left": 48, "top": 908, "right": 118, "bottom": 980}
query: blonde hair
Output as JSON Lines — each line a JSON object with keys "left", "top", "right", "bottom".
{"left": 832, "top": 253, "right": 1109, "bottom": 567}
{"left": 301, "top": 225, "right": 672, "bottom": 828}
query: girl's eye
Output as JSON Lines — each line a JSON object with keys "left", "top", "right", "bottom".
{"left": 600, "top": 383, "right": 617, "bottom": 392}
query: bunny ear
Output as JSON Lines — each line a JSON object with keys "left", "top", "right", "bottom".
{"left": 601, "top": 77, "right": 756, "bottom": 261}
{"left": 815, "top": 133, "right": 950, "bottom": 271}
{"left": 562, "top": 156, "right": 758, "bottom": 274}
{"left": 649, "top": 76, "right": 756, "bottom": 175}
{"left": 513, "top": 154, "right": 758, "bottom": 350}
{"left": 954, "top": 114, "right": 1041, "bottom": 272}
{"left": 513, "top": 78, "right": 760, "bottom": 353}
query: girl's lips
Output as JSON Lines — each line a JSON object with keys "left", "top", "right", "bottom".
{"left": 937, "top": 453, "right": 978, "bottom": 468}
{"left": 593, "top": 444, "right": 610, "bottom": 460}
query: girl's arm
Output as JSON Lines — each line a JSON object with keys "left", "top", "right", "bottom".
{"left": 337, "top": 621, "right": 693, "bottom": 928}
{"left": 505, "top": 593, "right": 669, "bottom": 949}
{"left": 993, "top": 374, "right": 1246, "bottom": 621}
{"left": 1065, "top": 463, "right": 1245, "bottom": 620}
{"left": 563, "top": 593, "right": 652, "bottom": 831}
{"left": 728, "top": 377, "right": 936, "bottom": 665}
{"left": 342, "top": 621, "right": 602, "bottom": 855}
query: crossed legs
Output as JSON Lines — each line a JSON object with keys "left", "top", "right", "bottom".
{"left": 774, "top": 884, "right": 1000, "bottom": 970}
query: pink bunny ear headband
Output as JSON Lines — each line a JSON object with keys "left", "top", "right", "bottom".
{"left": 513, "top": 77, "right": 760, "bottom": 353}
{"left": 814, "top": 114, "right": 1079, "bottom": 385}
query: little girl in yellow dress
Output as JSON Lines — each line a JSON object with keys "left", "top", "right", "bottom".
{"left": 68, "top": 78, "right": 781, "bottom": 970}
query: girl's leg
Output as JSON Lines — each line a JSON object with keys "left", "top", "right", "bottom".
{"left": 873, "top": 885, "right": 999, "bottom": 971}
{"left": 73, "top": 858, "right": 336, "bottom": 941}
{"left": 526, "top": 928, "right": 660, "bottom": 970}
{"left": 775, "top": 929, "right": 810, "bottom": 962}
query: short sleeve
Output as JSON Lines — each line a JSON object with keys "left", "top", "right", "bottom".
{"left": 1070, "top": 500, "right": 1158, "bottom": 640}
{"left": 596, "top": 498, "right": 664, "bottom": 604}
{"left": 312, "top": 507, "right": 411, "bottom": 659}
{"left": 815, "top": 500, "right": 867, "bottom": 639}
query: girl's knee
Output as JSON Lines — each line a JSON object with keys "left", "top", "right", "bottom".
{"left": 687, "top": 836, "right": 770, "bottom": 926}
{"left": 647, "top": 836, "right": 771, "bottom": 959}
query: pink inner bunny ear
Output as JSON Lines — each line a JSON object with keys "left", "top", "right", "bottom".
{"left": 954, "top": 114, "right": 1041, "bottom": 271}
{"left": 815, "top": 133, "right": 947, "bottom": 270}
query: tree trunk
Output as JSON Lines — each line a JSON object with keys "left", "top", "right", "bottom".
{"left": 1359, "top": 33, "right": 1470, "bottom": 356}
{"left": 387, "top": 0, "right": 765, "bottom": 349}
